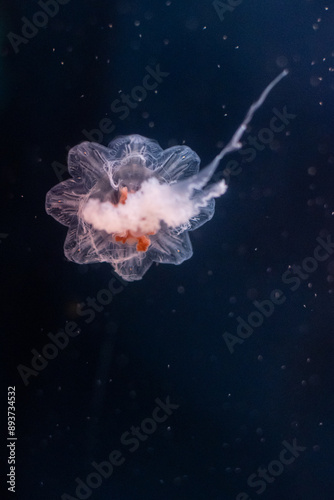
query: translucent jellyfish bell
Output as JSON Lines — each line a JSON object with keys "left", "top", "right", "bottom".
{"left": 46, "top": 70, "right": 288, "bottom": 281}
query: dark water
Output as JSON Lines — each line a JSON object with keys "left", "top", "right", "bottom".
{"left": 2, "top": 1, "right": 334, "bottom": 499}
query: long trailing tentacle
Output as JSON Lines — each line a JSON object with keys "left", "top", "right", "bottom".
{"left": 174, "top": 69, "right": 289, "bottom": 197}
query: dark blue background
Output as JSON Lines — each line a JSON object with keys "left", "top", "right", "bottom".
{"left": 2, "top": 0, "right": 334, "bottom": 499}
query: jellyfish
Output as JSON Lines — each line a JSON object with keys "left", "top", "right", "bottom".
{"left": 46, "top": 70, "right": 287, "bottom": 281}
